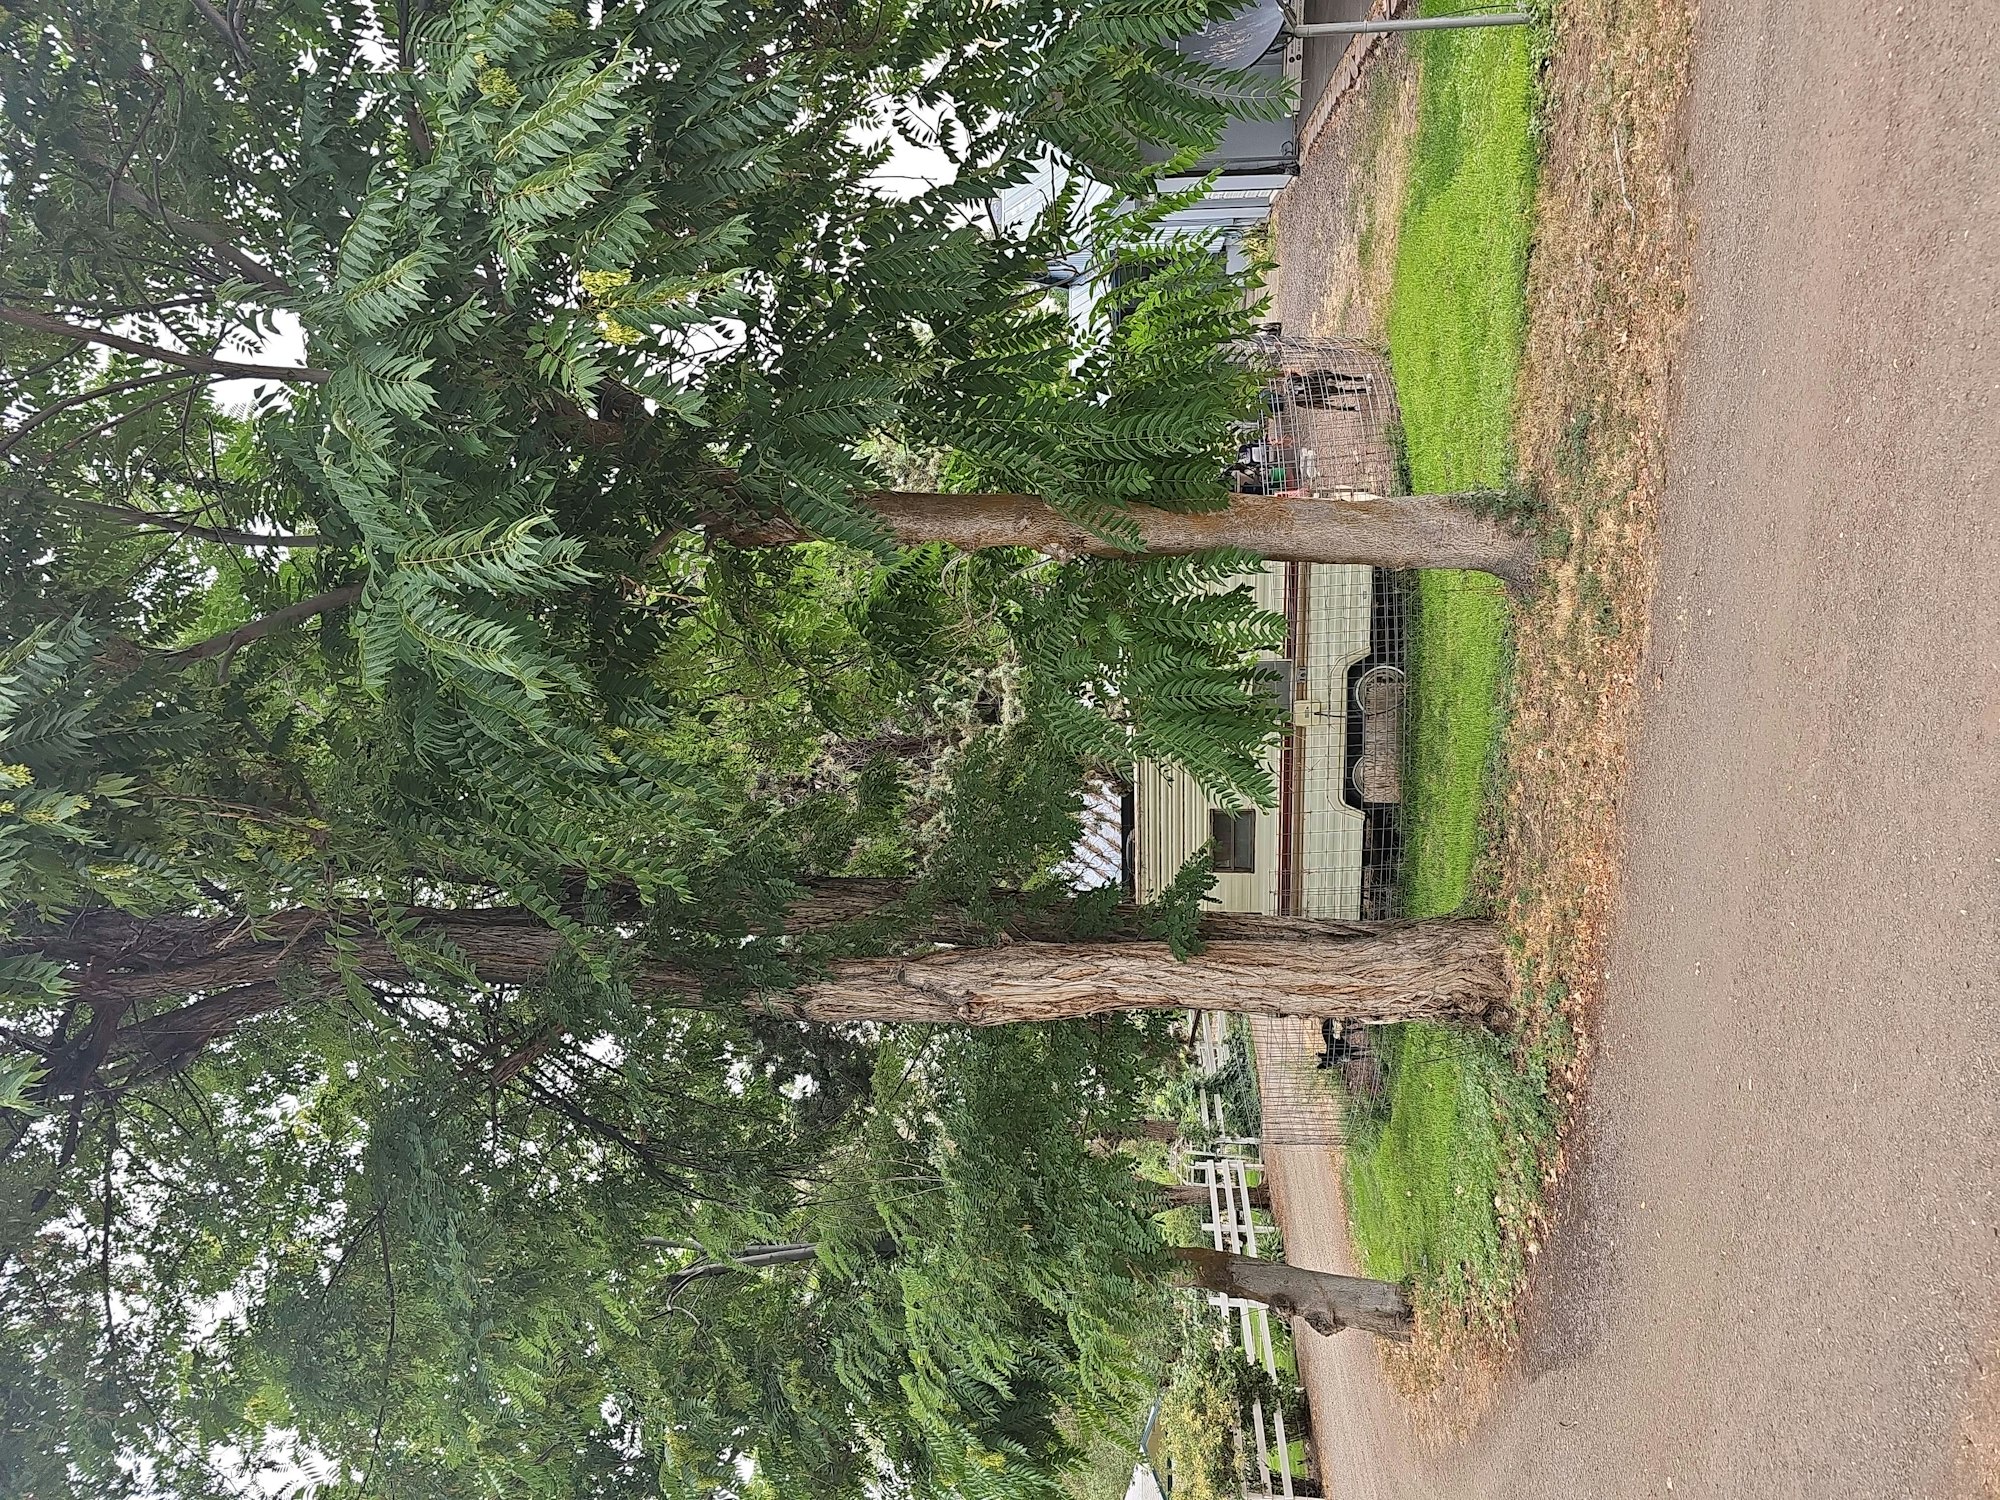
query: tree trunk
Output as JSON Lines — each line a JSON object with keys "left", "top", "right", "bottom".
{"left": 784, "top": 917, "right": 1507, "bottom": 1027}
{"left": 1170, "top": 1246, "right": 1413, "bottom": 1342}
{"left": 17, "top": 897, "right": 1504, "bottom": 1096}
{"left": 725, "top": 489, "right": 1540, "bottom": 590}
{"left": 1163, "top": 1181, "right": 1270, "bottom": 1210}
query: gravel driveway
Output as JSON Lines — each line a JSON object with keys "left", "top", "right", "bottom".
{"left": 1434, "top": 1, "right": 2000, "bottom": 1492}
{"left": 1263, "top": 1, "right": 1998, "bottom": 1493}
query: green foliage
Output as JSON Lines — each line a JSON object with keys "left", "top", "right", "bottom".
{"left": 1336, "top": 8, "right": 1554, "bottom": 1337}
{"left": 1007, "top": 551, "right": 1285, "bottom": 808}
{"left": 0, "top": 1055, "right": 44, "bottom": 1116}
{"left": 0, "top": 617, "right": 214, "bottom": 923}
{"left": 0, "top": 0, "right": 1296, "bottom": 1492}
{"left": 805, "top": 1018, "right": 1182, "bottom": 1497}
{"left": 1385, "top": 0, "right": 1532, "bottom": 915}
{"left": 1141, "top": 847, "right": 1222, "bottom": 959}
{"left": 1152, "top": 1330, "right": 1303, "bottom": 1500}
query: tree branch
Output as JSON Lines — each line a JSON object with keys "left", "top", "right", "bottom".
{"left": 103, "top": 181, "right": 295, "bottom": 297}
{"left": 0, "top": 369, "right": 201, "bottom": 458}
{"left": 0, "top": 306, "right": 327, "bottom": 384}
{"left": 653, "top": 1242, "right": 819, "bottom": 1306}
{"left": 186, "top": 0, "right": 256, "bottom": 71}
{"left": 78, "top": 500, "right": 321, "bottom": 549}
{"left": 105, "top": 982, "right": 289, "bottom": 1085}
{"left": 156, "top": 583, "right": 363, "bottom": 666}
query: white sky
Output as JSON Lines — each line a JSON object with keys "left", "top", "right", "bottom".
{"left": 208, "top": 116, "right": 961, "bottom": 417}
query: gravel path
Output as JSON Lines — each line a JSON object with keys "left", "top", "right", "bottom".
{"left": 1264, "top": 1, "right": 1999, "bottom": 1493}
{"left": 1441, "top": 1, "right": 2000, "bottom": 1492}
{"left": 1252, "top": 1018, "right": 1422, "bottom": 1500}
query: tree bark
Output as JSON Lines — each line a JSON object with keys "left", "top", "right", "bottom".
{"left": 723, "top": 488, "right": 1540, "bottom": 589}
{"left": 15, "top": 904, "right": 696, "bottom": 1090}
{"left": 786, "top": 917, "right": 1507, "bottom": 1027}
{"left": 1170, "top": 1246, "right": 1412, "bottom": 1341}
{"left": 16, "top": 896, "right": 1503, "bottom": 1095}
{"left": 156, "top": 584, "right": 364, "bottom": 665}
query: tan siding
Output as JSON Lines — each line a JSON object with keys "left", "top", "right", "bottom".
{"left": 1133, "top": 760, "right": 1280, "bottom": 914}
{"left": 1297, "top": 563, "right": 1371, "bottom": 919}
{"left": 1130, "top": 561, "right": 1372, "bottom": 920}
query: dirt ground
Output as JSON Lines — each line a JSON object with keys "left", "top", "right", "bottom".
{"left": 1252, "top": 1017, "right": 1425, "bottom": 1499}
{"left": 1266, "top": 41, "right": 1417, "bottom": 345}
{"left": 1443, "top": 0, "right": 2000, "bottom": 1489}
{"left": 1261, "top": 0, "right": 2000, "bottom": 1491}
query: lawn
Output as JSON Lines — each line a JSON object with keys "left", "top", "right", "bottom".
{"left": 1388, "top": 2, "right": 1536, "bottom": 918}
{"left": 1342, "top": 1023, "right": 1559, "bottom": 1326}
{"left": 1340, "top": 6, "right": 1542, "bottom": 1327}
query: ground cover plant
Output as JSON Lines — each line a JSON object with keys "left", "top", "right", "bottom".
{"left": 1387, "top": 0, "right": 1535, "bottom": 918}
{"left": 1334, "top": 0, "right": 1696, "bottom": 1372}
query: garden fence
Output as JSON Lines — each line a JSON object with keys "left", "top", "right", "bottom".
{"left": 1181, "top": 1012, "right": 1305, "bottom": 1499}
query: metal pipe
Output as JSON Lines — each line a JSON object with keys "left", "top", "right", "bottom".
{"left": 1285, "top": 11, "right": 1530, "bottom": 35}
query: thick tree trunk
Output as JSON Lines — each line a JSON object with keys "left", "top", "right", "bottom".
{"left": 1170, "top": 1246, "right": 1413, "bottom": 1341}
{"left": 725, "top": 489, "right": 1540, "bottom": 589}
{"left": 15, "top": 905, "right": 701, "bottom": 1090}
{"left": 1090, "top": 1118, "right": 1183, "bottom": 1149}
{"left": 17, "top": 896, "right": 1504, "bottom": 1095}
{"left": 784, "top": 917, "right": 1507, "bottom": 1027}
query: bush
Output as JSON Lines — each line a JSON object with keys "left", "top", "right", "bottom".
{"left": 1152, "top": 1326, "right": 1304, "bottom": 1500}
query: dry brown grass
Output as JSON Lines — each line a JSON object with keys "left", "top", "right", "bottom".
{"left": 1492, "top": 0, "right": 1697, "bottom": 1193}
{"left": 1377, "top": 0, "right": 1698, "bottom": 1409}
{"left": 1262, "top": 0, "right": 1699, "bottom": 1408}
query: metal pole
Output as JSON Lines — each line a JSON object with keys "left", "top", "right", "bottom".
{"left": 1286, "top": 11, "right": 1530, "bottom": 35}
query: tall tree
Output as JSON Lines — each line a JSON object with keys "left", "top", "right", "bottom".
{"left": 0, "top": 2, "right": 1498, "bottom": 1490}
{"left": 1169, "top": 1247, "right": 1412, "bottom": 1341}
{"left": 725, "top": 487, "right": 1540, "bottom": 587}
{"left": 12, "top": 875, "right": 1507, "bottom": 1102}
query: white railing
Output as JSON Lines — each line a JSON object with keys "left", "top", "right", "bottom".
{"left": 1183, "top": 1013, "right": 1300, "bottom": 1500}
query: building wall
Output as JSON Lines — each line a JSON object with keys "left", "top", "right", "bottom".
{"left": 1298, "top": 563, "right": 1372, "bottom": 919}
{"left": 1132, "top": 563, "right": 1372, "bottom": 919}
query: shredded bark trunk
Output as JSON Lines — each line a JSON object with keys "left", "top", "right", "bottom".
{"left": 786, "top": 920, "right": 1507, "bottom": 1027}
{"left": 14, "top": 892, "right": 1504, "bottom": 1096}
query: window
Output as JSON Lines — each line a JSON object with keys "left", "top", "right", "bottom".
{"left": 1210, "top": 809, "right": 1257, "bottom": 873}
{"left": 1250, "top": 658, "right": 1295, "bottom": 717}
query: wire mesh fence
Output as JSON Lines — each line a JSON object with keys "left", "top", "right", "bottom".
{"left": 1231, "top": 332, "right": 1520, "bottom": 926}
{"left": 1228, "top": 334, "right": 1403, "bottom": 499}
{"left": 1243, "top": 1017, "right": 1352, "bottom": 1149}
{"left": 1348, "top": 567, "right": 1410, "bottom": 919}
{"left": 1236, "top": 1014, "right": 1403, "bottom": 1149}
{"left": 1228, "top": 334, "right": 1422, "bottom": 923}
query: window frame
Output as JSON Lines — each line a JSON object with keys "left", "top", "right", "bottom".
{"left": 1209, "top": 808, "right": 1258, "bottom": 874}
